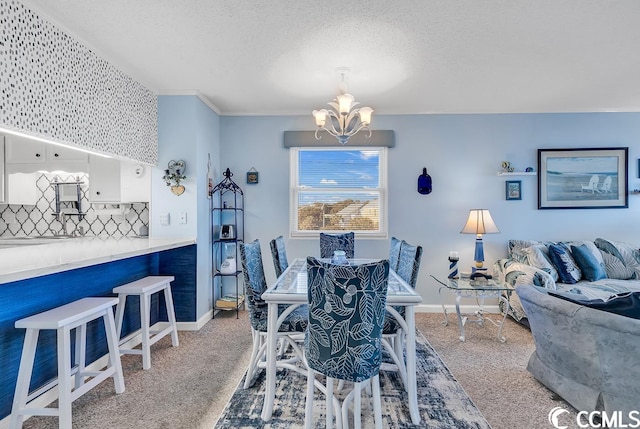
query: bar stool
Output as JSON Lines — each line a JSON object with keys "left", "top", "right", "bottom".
{"left": 113, "top": 276, "right": 179, "bottom": 370}
{"left": 10, "top": 297, "right": 125, "bottom": 429}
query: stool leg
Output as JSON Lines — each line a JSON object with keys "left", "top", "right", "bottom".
{"left": 74, "top": 323, "right": 87, "bottom": 390}
{"left": 103, "top": 310, "right": 125, "bottom": 394}
{"left": 114, "top": 294, "right": 127, "bottom": 342}
{"left": 141, "top": 292, "right": 152, "bottom": 370}
{"left": 9, "top": 328, "right": 40, "bottom": 429}
{"left": 58, "top": 326, "right": 73, "bottom": 429}
{"left": 163, "top": 285, "right": 179, "bottom": 347}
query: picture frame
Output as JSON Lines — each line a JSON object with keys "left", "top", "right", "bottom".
{"left": 505, "top": 180, "right": 522, "bottom": 200}
{"left": 538, "top": 147, "right": 628, "bottom": 209}
{"left": 246, "top": 168, "right": 259, "bottom": 184}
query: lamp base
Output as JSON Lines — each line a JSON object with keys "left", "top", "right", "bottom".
{"left": 471, "top": 267, "right": 488, "bottom": 274}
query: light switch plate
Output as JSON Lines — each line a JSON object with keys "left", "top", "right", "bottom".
{"left": 160, "top": 213, "right": 170, "bottom": 226}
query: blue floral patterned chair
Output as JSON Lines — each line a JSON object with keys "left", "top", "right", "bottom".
{"left": 319, "top": 232, "right": 355, "bottom": 259}
{"left": 269, "top": 235, "right": 289, "bottom": 278}
{"left": 304, "top": 257, "right": 390, "bottom": 429}
{"left": 239, "top": 239, "right": 308, "bottom": 389}
{"left": 389, "top": 236, "right": 402, "bottom": 272}
{"left": 381, "top": 240, "right": 422, "bottom": 388}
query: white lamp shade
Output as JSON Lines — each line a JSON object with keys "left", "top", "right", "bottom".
{"left": 460, "top": 209, "right": 500, "bottom": 235}
{"left": 337, "top": 93, "right": 354, "bottom": 114}
{"left": 312, "top": 109, "right": 328, "bottom": 127}
{"left": 358, "top": 106, "right": 373, "bottom": 125}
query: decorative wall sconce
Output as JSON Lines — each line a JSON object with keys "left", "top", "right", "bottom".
{"left": 163, "top": 160, "right": 187, "bottom": 196}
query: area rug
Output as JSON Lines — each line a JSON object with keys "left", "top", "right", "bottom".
{"left": 213, "top": 331, "right": 491, "bottom": 428}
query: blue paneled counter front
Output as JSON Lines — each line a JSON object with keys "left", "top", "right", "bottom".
{"left": 0, "top": 237, "right": 196, "bottom": 421}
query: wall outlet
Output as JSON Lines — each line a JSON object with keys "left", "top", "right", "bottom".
{"left": 160, "top": 213, "right": 170, "bottom": 226}
{"left": 179, "top": 211, "right": 187, "bottom": 224}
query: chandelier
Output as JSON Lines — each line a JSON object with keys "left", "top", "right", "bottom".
{"left": 312, "top": 67, "right": 373, "bottom": 145}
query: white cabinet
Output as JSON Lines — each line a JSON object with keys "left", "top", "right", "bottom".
{"left": 88, "top": 156, "right": 150, "bottom": 203}
{"left": 5, "top": 135, "right": 46, "bottom": 164}
{"left": 88, "top": 156, "right": 121, "bottom": 202}
{"left": 46, "top": 144, "right": 87, "bottom": 162}
{"left": 4, "top": 134, "right": 87, "bottom": 171}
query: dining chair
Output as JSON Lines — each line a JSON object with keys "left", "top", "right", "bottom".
{"left": 388, "top": 236, "right": 402, "bottom": 272}
{"left": 381, "top": 240, "right": 423, "bottom": 388}
{"left": 319, "top": 232, "right": 355, "bottom": 259}
{"left": 269, "top": 235, "right": 289, "bottom": 278}
{"left": 239, "top": 239, "right": 308, "bottom": 389}
{"left": 304, "top": 257, "right": 390, "bottom": 429}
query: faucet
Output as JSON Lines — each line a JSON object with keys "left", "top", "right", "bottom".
{"left": 58, "top": 212, "right": 68, "bottom": 236}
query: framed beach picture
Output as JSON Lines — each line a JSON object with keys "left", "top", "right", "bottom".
{"left": 505, "top": 180, "right": 522, "bottom": 200}
{"left": 538, "top": 147, "right": 628, "bottom": 209}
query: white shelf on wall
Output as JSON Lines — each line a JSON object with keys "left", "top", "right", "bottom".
{"left": 497, "top": 171, "right": 537, "bottom": 176}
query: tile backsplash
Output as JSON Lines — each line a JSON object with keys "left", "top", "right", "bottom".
{"left": 0, "top": 173, "right": 148, "bottom": 238}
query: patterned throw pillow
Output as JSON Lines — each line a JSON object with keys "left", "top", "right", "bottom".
{"left": 600, "top": 251, "right": 636, "bottom": 280}
{"left": 547, "top": 244, "right": 582, "bottom": 284}
{"left": 595, "top": 238, "right": 640, "bottom": 280}
{"left": 522, "top": 245, "right": 559, "bottom": 282}
{"left": 508, "top": 240, "right": 547, "bottom": 263}
{"left": 571, "top": 244, "right": 607, "bottom": 282}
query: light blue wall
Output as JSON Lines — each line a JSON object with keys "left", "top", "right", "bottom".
{"left": 220, "top": 113, "right": 640, "bottom": 305}
{"left": 154, "top": 95, "right": 220, "bottom": 320}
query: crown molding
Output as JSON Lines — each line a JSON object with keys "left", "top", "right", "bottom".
{"left": 157, "top": 91, "right": 221, "bottom": 115}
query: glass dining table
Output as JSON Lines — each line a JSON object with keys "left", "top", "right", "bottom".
{"left": 260, "top": 258, "right": 423, "bottom": 425}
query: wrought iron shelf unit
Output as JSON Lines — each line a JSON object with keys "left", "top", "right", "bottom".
{"left": 210, "top": 168, "right": 245, "bottom": 318}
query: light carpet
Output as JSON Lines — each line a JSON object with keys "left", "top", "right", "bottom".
{"left": 214, "top": 331, "right": 491, "bottom": 429}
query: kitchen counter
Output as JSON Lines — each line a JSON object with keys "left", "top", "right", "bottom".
{"left": 0, "top": 236, "right": 196, "bottom": 284}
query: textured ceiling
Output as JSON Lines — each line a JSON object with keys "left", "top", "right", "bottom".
{"left": 18, "top": 0, "right": 640, "bottom": 116}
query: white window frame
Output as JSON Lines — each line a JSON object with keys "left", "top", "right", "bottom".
{"left": 289, "top": 146, "right": 388, "bottom": 238}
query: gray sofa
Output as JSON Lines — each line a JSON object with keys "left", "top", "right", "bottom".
{"left": 494, "top": 238, "right": 640, "bottom": 324}
{"left": 517, "top": 285, "right": 640, "bottom": 420}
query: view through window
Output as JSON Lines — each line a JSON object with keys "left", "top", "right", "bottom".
{"left": 290, "top": 147, "right": 387, "bottom": 237}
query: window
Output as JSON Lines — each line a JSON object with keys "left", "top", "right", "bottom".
{"left": 290, "top": 147, "right": 387, "bottom": 238}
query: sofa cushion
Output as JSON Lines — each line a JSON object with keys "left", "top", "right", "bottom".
{"left": 548, "top": 244, "right": 582, "bottom": 284}
{"left": 508, "top": 240, "right": 553, "bottom": 262}
{"left": 548, "top": 290, "right": 640, "bottom": 319}
{"left": 571, "top": 244, "right": 607, "bottom": 282}
{"left": 522, "top": 245, "right": 559, "bottom": 282}
{"left": 595, "top": 238, "right": 640, "bottom": 280}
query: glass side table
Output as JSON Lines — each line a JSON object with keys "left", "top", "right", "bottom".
{"left": 431, "top": 275, "right": 512, "bottom": 342}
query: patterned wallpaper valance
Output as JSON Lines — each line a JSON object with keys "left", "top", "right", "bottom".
{"left": 0, "top": 1, "right": 158, "bottom": 165}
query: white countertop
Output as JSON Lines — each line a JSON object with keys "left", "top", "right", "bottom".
{"left": 0, "top": 237, "right": 196, "bottom": 284}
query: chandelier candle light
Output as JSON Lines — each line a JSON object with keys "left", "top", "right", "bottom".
{"left": 460, "top": 209, "right": 500, "bottom": 272}
{"left": 312, "top": 67, "right": 373, "bottom": 145}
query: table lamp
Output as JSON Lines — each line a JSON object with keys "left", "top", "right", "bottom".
{"left": 460, "top": 209, "right": 500, "bottom": 272}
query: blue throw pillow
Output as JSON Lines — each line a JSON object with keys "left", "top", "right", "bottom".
{"left": 547, "top": 244, "right": 582, "bottom": 284}
{"left": 571, "top": 244, "right": 607, "bottom": 282}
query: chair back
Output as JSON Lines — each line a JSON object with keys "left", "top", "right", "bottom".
{"left": 269, "top": 235, "right": 289, "bottom": 278}
{"left": 389, "top": 236, "right": 402, "bottom": 272}
{"left": 305, "top": 257, "right": 389, "bottom": 382}
{"left": 239, "top": 239, "right": 268, "bottom": 330}
{"left": 319, "top": 232, "right": 355, "bottom": 258}
{"left": 396, "top": 241, "right": 423, "bottom": 288}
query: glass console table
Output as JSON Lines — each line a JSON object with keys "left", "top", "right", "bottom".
{"left": 431, "top": 275, "right": 512, "bottom": 342}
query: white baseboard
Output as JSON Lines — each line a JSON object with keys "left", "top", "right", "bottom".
{"left": 176, "top": 309, "right": 213, "bottom": 331}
